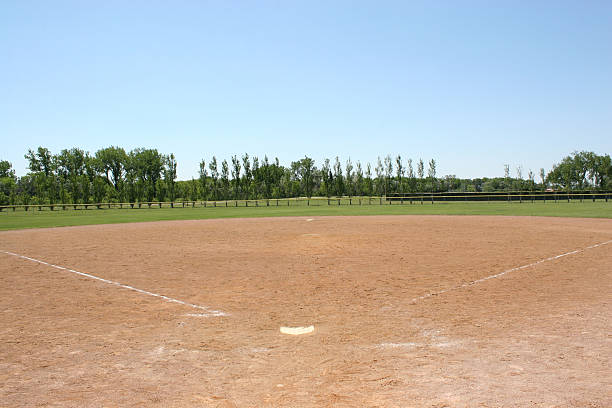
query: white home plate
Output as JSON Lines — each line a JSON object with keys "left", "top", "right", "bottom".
{"left": 306, "top": 218, "right": 314, "bottom": 222}
{"left": 280, "top": 325, "right": 314, "bottom": 335}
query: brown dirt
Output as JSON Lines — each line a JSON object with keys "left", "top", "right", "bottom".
{"left": 1, "top": 215, "right": 611, "bottom": 407}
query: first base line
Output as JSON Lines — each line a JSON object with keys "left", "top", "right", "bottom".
{"left": 410, "top": 239, "right": 612, "bottom": 304}
{"left": 1, "top": 250, "right": 228, "bottom": 317}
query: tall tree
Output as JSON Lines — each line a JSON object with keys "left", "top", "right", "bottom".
{"left": 209, "top": 156, "right": 218, "bottom": 200}
{"left": 198, "top": 159, "right": 208, "bottom": 200}
{"left": 384, "top": 155, "right": 392, "bottom": 195}
{"left": 395, "top": 155, "right": 404, "bottom": 192}
{"left": 504, "top": 164, "right": 510, "bottom": 191}
{"left": 416, "top": 158, "right": 424, "bottom": 192}
{"left": 345, "top": 158, "right": 354, "bottom": 196}
{"left": 375, "top": 157, "right": 384, "bottom": 195}
{"left": 590, "top": 153, "right": 611, "bottom": 189}
{"left": 130, "top": 148, "right": 163, "bottom": 201}
{"left": 251, "top": 156, "right": 260, "bottom": 198}
{"left": 417, "top": 159, "right": 424, "bottom": 179}
{"left": 355, "top": 161, "right": 363, "bottom": 196}
{"left": 85, "top": 153, "right": 104, "bottom": 204}
{"left": 428, "top": 159, "right": 437, "bottom": 192}
{"left": 25, "top": 147, "right": 54, "bottom": 177}
{"left": 242, "top": 153, "right": 251, "bottom": 199}
{"left": 0, "top": 160, "right": 16, "bottom": 205}
{"left": 321, "top": 158, "right": 331, "bottom": 197}
{"left": 407, "top": 159, "right": 415, "bottom": 192}
{"left": 291, "top": 156, "right": 315, "bottom": 197}
{"left": 527, "top": 169, "right": 535, "bottom": 191}
{"left": 221, "top": 159, "right": 230, "bottom": 198}
{"left": 0, "top": 160, "right": 15, "bottom": 179}
{"left": 56, "top": 148, "right": 87, "bottom": 202}
{"left": 231, "top": 155, "right": 241, "bottom": 199}
{"left": 547, "top": 151, "right": 611, "bottom": 190}
{"left": 261, "top": 156, "right": 270, "bottom": 198}
{"left": 515, "top": 165, "right": 524, "bottom": 191}
{"left": 365, "top": 162, "right": 373, "bottom": 195}
{"left": 95, "top": 146, "right": 127, "bottom": 192}
{"left": 190, "top": 178, "right": 198, "bottom": 200}
{"left": 164, "top": 154, "right": 178, "bottom": 201}
{"left": 333, "top": 156, "right": 344, "bottom": 196}
{"left": 24, "top": 147, "right": 58, "bottom": 203}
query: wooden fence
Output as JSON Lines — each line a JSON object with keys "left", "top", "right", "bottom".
{"left": 0, "top": 192, "right": 610, "bottom": 212}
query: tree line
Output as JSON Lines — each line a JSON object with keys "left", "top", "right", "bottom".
{"left": 0, "top": 148, "right": 610, "bottom": 206}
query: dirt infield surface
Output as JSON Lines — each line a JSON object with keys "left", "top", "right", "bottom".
{"left": 1, "top": 215, "right": 611, "bottom": 407}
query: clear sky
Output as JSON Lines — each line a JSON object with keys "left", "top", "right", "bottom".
{"left": 2, "top": 0, "right": 611, "bottom": 180}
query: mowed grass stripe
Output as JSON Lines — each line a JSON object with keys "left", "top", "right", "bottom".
{"left": 1, "top": 201, "right": 611, "bottom": 231}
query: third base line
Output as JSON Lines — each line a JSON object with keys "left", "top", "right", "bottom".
{"left": 1, "top": 250, "right": 228, "bottom": 317}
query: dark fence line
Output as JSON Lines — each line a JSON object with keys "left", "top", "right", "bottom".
{"left": 388, "top": 191, "right": 612, "bottom": 203}
{"left": 0, "top": 198, "right": 310, "bottom": 212}
{"left": 0, "top": 192, "right": 610, "bottom": 212}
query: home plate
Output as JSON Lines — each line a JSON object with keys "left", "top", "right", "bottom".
{"left": 306, "top": 218, "right": 314, "bottom": 222}
{"left": 280, "top": 325, "right": 314, "bottom": 335}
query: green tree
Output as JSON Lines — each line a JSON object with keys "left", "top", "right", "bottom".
{"left": 417, "top": 159, "right": 424, "bottom": 192}
{"left": 190, "top": 178, "right": 199, "bottom": 200}
{"left": 96, "top": 146, "right": 127, "bottom": 194}
{"left": 56, "top": 148, "right": 88, "bottom": 203}
{"left": 220, "top": 159, "right": 230, "bottom": 199}
{"left": 130, "top": 148, "right": 164, "bottom": 201}
{"left": 375, "top": 157, "right": 384, "bottom": 195}
{"left": 291, "top": 157, "right": 315, "bottom": 197}
{"left": 407, "top": 159, "right": 415, "bottom": 192}
{"left": 25, "top": 147, "right": 54, "bottom": 176}
{"left": 591, "top": 153, "right": 611, "bottom": 189}
{"left": 384, "top": 155, "right": 392, "bottom": 195}
{"left": 209, "top": 156, "right": 218, "bottom": 200}
{"left": 395, "top": 155, "right": 404, "bottom": 192}
{"left": 0, "top": 160, "right": 16, "bottom": 205}
{"left": 241, "top": 153, "right": 251, "bottom": 199}
{"left": 92, "top": 176, "right": 106, "bottom": 204}
{"left": 514, "top": 165, "right": 523, "bottom": 190}
{"left": 251, "top": 156, "right": 260, "bottom": 198}
{"left": 164, "top": 153, "right": 178, "bottom": 201}
{"left": 345, "top": 158, "right": 354, "bottom": 196}
{"left": 548, "top": 151, "right": 612, "bottom": 190}
{"left": 504, "top": 164, "right": 510, "bottom": 191}
{"left": 320, "top": 158, "right": 332, "bottom": 197}
{"left": 428, "top": 159, "right": 437, "bottom": 192}
{"left": 231, "top": 155, "right": 241, "bottom": 199}
{"left": 548, "top": 157, "right": 576, "bottom": 191}
{"left": 261, "top": 157, "right": 284, "bottom": 198}
{"left": 365, "top": 162, "right": 373, "bottom": 195}
{"left": 0, "top": 160, "right": 16, "bottom": 179}
{"left": 24, "top": 147, "right": 59, "bottom": 203}
{"left": 540, "top": 168, "right": 546, "bottom": 190}
{"left": 333, "top": 156, "right": 344, "bottom": 196}
{"left": 198, "top": 159, "right": 208, "bottom": 200}
{"left": 355, "top": 161, "right": 364, "bottom": 196}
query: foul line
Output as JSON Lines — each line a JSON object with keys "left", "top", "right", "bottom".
{"left": 1, "top": 250, "right": 227, "bottom": 317}
{"left": 410, "top": 239, "right": 612, "bottom": 304}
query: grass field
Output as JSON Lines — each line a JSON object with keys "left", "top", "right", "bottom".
{"left": 1, "top": 200, "right": 610, "bottom": 230}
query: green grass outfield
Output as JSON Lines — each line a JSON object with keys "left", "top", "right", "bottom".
{"left": 1, "top": 200, "right": 610, "bottom": 231}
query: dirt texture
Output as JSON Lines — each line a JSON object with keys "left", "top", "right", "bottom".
{"left": 1, "top": 215, "right": 611, "bottom": 407}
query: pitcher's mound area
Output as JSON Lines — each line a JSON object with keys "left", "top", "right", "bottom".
{"left": 1, "top": 215, "right": 611, "bottom": 407}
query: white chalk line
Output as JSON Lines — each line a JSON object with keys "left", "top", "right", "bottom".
{"left": 1, "top": 250, "right": 228, "bottom": 317}
{"left": 410, "top": 239, "right": 612, "bottom": 304}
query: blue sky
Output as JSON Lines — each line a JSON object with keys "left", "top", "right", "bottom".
{"left": 2, "top": 0, "right": 611, "bottom": 180}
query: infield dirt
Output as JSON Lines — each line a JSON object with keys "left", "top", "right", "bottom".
{"left": 1, "top": 215, "right": 611, "bottom": 407}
